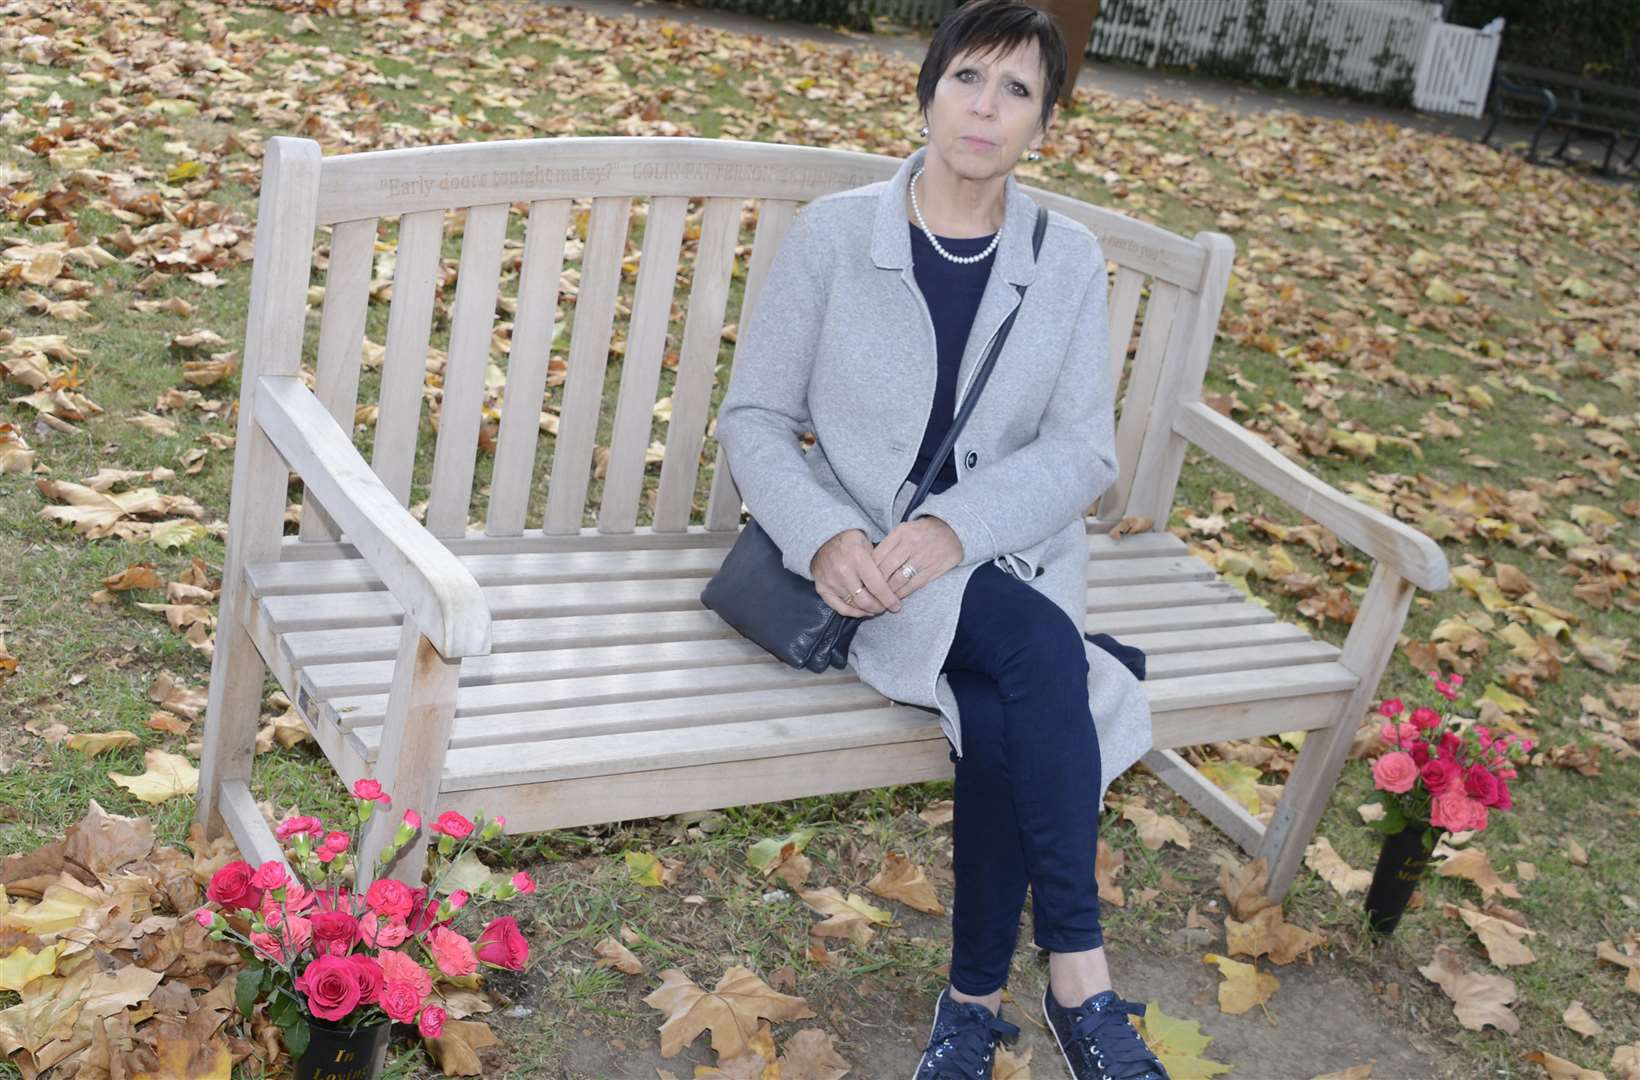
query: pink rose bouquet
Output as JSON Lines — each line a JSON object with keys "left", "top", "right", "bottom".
{"left": 190, "top": 778, "right": 538, "bottom": 1064}
{"left": 1365, "top": 668, "right": 1532, "bottom": 846}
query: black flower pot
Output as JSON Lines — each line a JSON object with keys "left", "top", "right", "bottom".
{"left": 1363, "top": 821, "right": 1436, "bottom": 936}
{"left": 293, "top": 1017, "right": 389, "bottom": 1080}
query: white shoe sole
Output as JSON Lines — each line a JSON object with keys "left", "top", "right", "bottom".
{"left": 912, "top": 987, "right": 949, "bottom": 1080}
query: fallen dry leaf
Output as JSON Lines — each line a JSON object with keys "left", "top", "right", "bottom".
{"left": 775, "top": 1027, "right": 851, "bottom": 1079}
{"left": 1122, "top": 801, "right": 1192, "bottom": 851}
{"left": 424, "top": 1018, "right": 502, "bottom": 1076}
{"left": 1562, "top": 1000, "right": 1602, "bottom": 1038}
{"left": 108, "top": 750, "right": 199, "bottom": 805}
{"left": 594, "top": 935, "right": 644, "bottom": 975}
{"left": 1202, "top": 953, "right": 1279, "bottom": 1015}
{"left": 866, "top": 852, "right": 945, "bottom": 915}
{"left": 1417, "top": 944, "right": 1519, "bottom": 1034}
{"left": 1433, "top": 844, "right": 1521, "bottom": 902}
{"left": 1304, "top": 836, "right": 1372, "bottom": 896}
{"left": 642, "top": 965, "right": 815, "bottom": 1060}
{"left": 1524, "top": 1049, "right": 1608, "bottom": 1080}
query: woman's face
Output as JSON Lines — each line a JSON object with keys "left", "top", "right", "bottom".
{"left": 924, "top": 39, "right": 1051, "bottom": 175}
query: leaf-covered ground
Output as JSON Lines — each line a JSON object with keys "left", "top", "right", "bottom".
{"left": 1, "top": 0, "right": 1638, "bottom": 1077}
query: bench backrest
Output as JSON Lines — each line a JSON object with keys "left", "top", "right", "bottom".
{"left": 255, "top": 136, "right": 1232, "bottom": 549}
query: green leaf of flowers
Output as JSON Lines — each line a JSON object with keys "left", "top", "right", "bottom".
{"left": 236, "top": 967, "right": 263, "bottom": 1016}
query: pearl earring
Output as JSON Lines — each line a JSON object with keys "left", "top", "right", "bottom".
{"left": 919, "top": 125, "right": 928, "bottom": 138}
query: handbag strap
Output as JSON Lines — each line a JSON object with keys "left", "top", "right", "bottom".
{"left": 902, "top": 203, "right": 1049, "bottom": 523}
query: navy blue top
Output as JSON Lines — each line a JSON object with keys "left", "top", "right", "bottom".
{"left": 905, "top": 222, "right": 997, "bottom": 496}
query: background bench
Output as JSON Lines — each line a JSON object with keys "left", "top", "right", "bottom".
{"left": 1481, "top": 61, "right": 1640, "bottom": 175}
{"left": 196, "top": 135, "right": 1449, "bottom": 901}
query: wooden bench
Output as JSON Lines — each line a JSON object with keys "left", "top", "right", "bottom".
{"left": 195, "top": 135, "right": 1449, "bottom": 900}
{"left": 1481, "top": 61, "right": 1640, "bottom": 175}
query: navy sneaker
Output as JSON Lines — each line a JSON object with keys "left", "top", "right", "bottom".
{"left": 912, "top": 986, "right": 1022, "bottom": 1079}
{"left": 1041, "top": 986, "right": 1169, "bottom": 1080}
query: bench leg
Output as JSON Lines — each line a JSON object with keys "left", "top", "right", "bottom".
{"left": 1254, "top": 563, "right": 1416, "bottom": 900}
{"left": 358, "top": 621, "right": 460, "bottom": 889}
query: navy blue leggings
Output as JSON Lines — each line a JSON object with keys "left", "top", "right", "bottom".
{"left": 941, "top": 561, "right": 1104, "bottom": 996}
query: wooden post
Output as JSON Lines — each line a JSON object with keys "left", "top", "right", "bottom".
{"left": 357, "top": 621, "right": 461, "bottom": 889}
{"left": 1255, "top": 562, "right": 1417, "bottom": 898}
{"left": 196, "top": 137, "right": 323, "bottom": 839}
{"left": 1024, "top": 0, "right": 1100, "bottom": 106}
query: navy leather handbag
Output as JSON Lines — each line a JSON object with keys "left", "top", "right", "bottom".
{"left": 701, "top": 206, "right": 1049, "bottom": 673}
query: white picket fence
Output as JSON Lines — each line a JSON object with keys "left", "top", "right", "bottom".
{"left": 1412, "top": 16, "right": 1504, "bottom": 117}
{"left": 1086, "top": 0, "right": 1440, "bottom": 98}
{"left": 863, "top": 0, "right": 1500, "bottom": 115}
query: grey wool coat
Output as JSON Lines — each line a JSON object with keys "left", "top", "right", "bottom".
{"left": 715, "top": 144, "right": 1153, "bottom": 801}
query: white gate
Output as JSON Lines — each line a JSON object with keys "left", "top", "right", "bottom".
{"left": 1413, "top": 16, "right": 1504, "bottom": 117}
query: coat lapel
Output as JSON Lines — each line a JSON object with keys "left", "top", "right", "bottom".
{"left": 869, "top": 144, "right": 1042, "bottom": 419}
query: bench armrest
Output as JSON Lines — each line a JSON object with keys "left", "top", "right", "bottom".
{"left": 256, "top": 375, "right": 492, "bottom": 657}
{"left": 1173, "top": 401, "right": 1449, "bottom": 592}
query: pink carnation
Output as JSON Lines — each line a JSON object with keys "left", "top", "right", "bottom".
{"left": 348, "top": 953, "right": 384, "bottom": 1006}
{"left": 1409, "top": 706, "right": 1442, "bottom": 730}
{"left": 251, "top": 861, "right": 289, "bottom": 891}
{"left": 426, "top": 925, "right": 478, "bottom": 978}
{"left": 431, "top": 811, "right": 474, "bottom": 839}
{"left": 1463, "top": 763, "right": 1501, "bottom": 806}
{"left": 275, "top": 815, "right": 324, "bottom": 841}
{"left": 1372, "top": 751, "right": 1418, "bottom": 794}
{"left": 353, "top": 779, "right": 390, "bottom": 806}
{"left": 512, "top": 872, "right": 535, "bottom": 895}
{"left": 366, "top": 878, "right": 415, "bottom": 920}
{"left": 1377, "top": 698, "right": 1404, "bottom": 718}
{"left": 1430, "top": 791, "right": 1489, "bottom": 833}
{"left": 359, "top": 912, "right": 410, "bottom": 948}
{"left": 378, "top": 949, "right": 432, "bottom": 999}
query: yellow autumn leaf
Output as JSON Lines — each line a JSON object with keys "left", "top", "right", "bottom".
{"left": 1133, "top": 1001, "right": 1231, "bottom": 1080}
{"left": 66, "top": 730, "right": 142, "bottom": 757}
{"left": 0, "top": 943, "right": 63, "bottom": 992}
{"left": 1, "top": 883, "right": 100, "bottom": 935}
{"left": 1423, "top": 278, "right": 1465, "bottom": 304}
{"left": 1198, "top": 760, "right": 1261, "bottom": 815}
{"left": 108, "top": 749, "right": 198, "bottom": 804}
{"left": 625, "top": 850, "right": 664, "bottom": 887}
{"left": 1203, "top": 953, "right": 1280, "bottom": 1014}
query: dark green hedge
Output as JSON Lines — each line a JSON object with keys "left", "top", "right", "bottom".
{"left": 1450, "top": 0, "right": 1639, "bottom": 89}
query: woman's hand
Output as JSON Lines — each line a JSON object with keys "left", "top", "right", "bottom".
{"left": 872, "top": 517, "right": 962, "bottom": 601}
{"left": 811, "top": 529, "right": 904, "bottom": 617}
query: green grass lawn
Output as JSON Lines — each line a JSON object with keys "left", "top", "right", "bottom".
{"left": 2, "top": 0, "right": 1637, "bottom": 1076}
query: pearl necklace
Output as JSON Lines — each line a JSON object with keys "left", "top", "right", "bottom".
{"left": 910, "top": 167, "right": 1002, "bottom": 265}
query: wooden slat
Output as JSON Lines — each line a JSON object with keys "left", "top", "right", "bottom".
{"left": 258, "top": 573, "right": 1240, "bottom": 639}
{"left": 280, "top": 610, "right": 735, "bottom": 669}
{"left": 300, "top": 215, "right": 377, "bottom": 542}
{"left": 1105, "top": 265, "right": 1145, "bottom": 400}
{"left": 543, "top": 196, "right": 633, "bottom": 534}
{"left": 372, "top": 208, "right": 444, "bottom": 504}
{"left": 439, "top": 706, "right": 940, "bottom": 789}
{"left": 597, "top": 195, "right": 687, "bottom": 533}
{"left": 302, "top": 637, "right": 771, "bottom": 699}
{"left": 704, "top": 199, "right": 797, "bottom": 532}
{"left": 274, "top": 518, "right": 1185, "bottom": 562}
{"left": 487, "top": 198, "right": 572, "bottom": 536}
{"left": 433, "top": 738, "right": 959, "bottom": 832}
{"left": 426, "top": 202, "right": 510, "bottom": 538}
{"left": 246, "top": 546, "right": 1214, "bottom": 598}
{"left": 1100, "top": 280, "right": 1180, "bottom": 521}
{"left": 348, "top": 682, "right": 891, "bottom": 760}
{"left": 1141, "top": 748, "right": 1266, "bottom": 855}
{"left": 654, "top": 195, "right": 742, "bottom": 531}
{"left": 323, "top": 661, "right": 863, "bottom": 731}
{"left": 219, "top": 780, "right": 291, "bottom": 872}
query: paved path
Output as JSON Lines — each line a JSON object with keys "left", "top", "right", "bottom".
{"left": 542, "top": 0, "right": 1557, "bottom": 147}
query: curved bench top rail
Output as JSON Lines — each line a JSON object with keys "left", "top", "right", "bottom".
{"left": 313, "top": 136, "right": 1208, "bottom": 290}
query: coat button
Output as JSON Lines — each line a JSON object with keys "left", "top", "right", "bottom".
{"left": 965, "top": 450, "right": 978, "bottom": 468}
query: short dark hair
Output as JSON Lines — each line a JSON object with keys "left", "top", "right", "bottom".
{"left": 916, "top": 0, "right": 1068, "bottom": 133}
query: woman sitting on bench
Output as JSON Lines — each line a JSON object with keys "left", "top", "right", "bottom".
{"left": 716, "top": 2, "right": 1164, "bottom": 1077}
